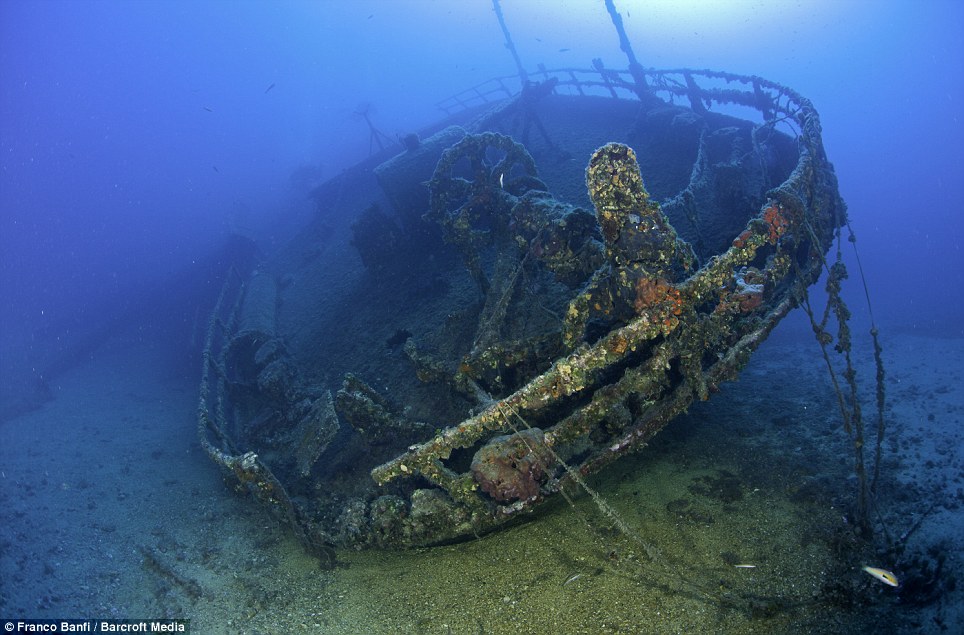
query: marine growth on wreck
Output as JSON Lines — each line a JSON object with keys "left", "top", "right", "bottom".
{"left": 198, "top": 65, "right": 845, "bottom": 558}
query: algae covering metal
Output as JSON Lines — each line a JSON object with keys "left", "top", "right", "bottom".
{"left": 198, "top": 67, "right": 845, "bottom": 558}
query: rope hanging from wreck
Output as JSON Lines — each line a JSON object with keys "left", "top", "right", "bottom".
{"left": 796, "top": 212, "right": 888, "bottom": 538}
{"left": 497, "top": 404, "right": 799, "bottom": 613}
{"left": 845, "top": 222, "right": 887, "bottom": 497}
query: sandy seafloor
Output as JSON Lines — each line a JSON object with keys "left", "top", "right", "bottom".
{"left": 1, "top": 314, "right": 961, "bottom": 634}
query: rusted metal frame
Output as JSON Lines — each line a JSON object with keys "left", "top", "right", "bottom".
{"left": 543, "top": 339, "right": 675, "bottom": 448}
{"left": 539, "top": 226, "right": 779, "bottom": 456}
{"left": 483, "top": 289, "right": 790, "bottom": 510}
{"left": 553, "top": 225, "right": 809, "bottom": 482}
{"left": 648, "top": 68, "right": 806, "bottom": 105}
{"left": 197, "top": 273, "right": 243, "bottom": 463}
{"left": 197, "top": 274, "right": 337, "bottom": 558}
{"left": 769, "top": 106, "right": 837, "bottom": 241}
{"left": 643, "top": 68, "right": 803, "bottom": 128}
{"left": 436, "top": 67, "right": 807, "bottom": 126}
{"left": 371, "top": 214, "right": 775, "bottom": 490}
{"left": 196, "top": 275, "right": 295, "bottom": 502}
{"left": 370, "top": 314, "right": 670, "bottom": 487}
{"left": 387, "top": 67, "right": 830, "bottom": 513}
{"left": 386, "top": 240, "right": 769, "bottom": 487}
{"left": 573, "top": 294, "right": 796, "bottom": 481}
{"left": 564, "top": 219, "right": 813, "bottom": 486}
{"left": 435, "top": 77, "right": 519, "bottom": 113}
{"left": 394, "top": 120, "right": 823, "bottom": 511}
{"left": 646, "top": 82, "right": 796, "bottom": 124}
{"left": 552, "top": 79, "right": 635, "bottom": 100}
{"left": 548, "top": 66, "right": 638, "bottom": 98}
{"left": 566, "top": 70, "right": 585, "bottom": 96}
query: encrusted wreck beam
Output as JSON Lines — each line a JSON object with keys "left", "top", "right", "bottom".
{"left": 544, "top": 340, "right": 675, "bottom": 448}
{"left": 371, "top": 189, "right": 779, "bottom": 489}
{"left": 571, "top": 296, "right": 795, "bottom": 481}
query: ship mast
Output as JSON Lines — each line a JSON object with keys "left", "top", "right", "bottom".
{"left": 603, "top": 0, "right": 653, "bottom": 99}
{"left": 492, "top": 0, "right": 528, "bottom": 85}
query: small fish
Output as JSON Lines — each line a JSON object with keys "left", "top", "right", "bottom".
{"left": 203, "top": 106, "right": 213, "bottom": 112}
{"left": 733, "top": 564, "right": 756, "bottom": 568}
{"left": 559, "top": 48, "right": 570, "bottom": 52}
{"left": 562, "top": 573, "right": 583, "bottom": 586}
{"left": 264, "top": 82, "right": 275, "bottom": 94}
{"left": 499, "top": 172, "right": 504, "bottom": 189}
{"left": 862, "top": 566, "right": 899, "bottom": 587}
{"left": 212, "top": 165, "right": 219, "bottom": 173}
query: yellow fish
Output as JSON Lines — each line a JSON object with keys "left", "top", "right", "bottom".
{"left": 862, "top": 566, "right": 899, "bottom": 587}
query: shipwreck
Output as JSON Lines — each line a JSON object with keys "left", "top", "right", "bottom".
{"left": 197, "top": 6, "right": 850, "bottom": 562}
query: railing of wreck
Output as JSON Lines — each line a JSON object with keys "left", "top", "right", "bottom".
{"left": 436, "top": 66, "right": 806, "bottom": 137}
